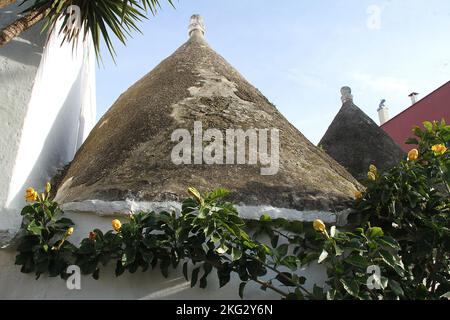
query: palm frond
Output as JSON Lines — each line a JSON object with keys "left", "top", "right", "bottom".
{"left": 21, "top": 0, "right": 176, "bottom": 62}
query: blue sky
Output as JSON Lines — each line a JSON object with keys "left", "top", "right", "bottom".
{"left": 96, "top": 0, "right": 450, "bottom": 144}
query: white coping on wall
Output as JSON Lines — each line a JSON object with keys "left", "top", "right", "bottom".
{"left": 60, "top": 199, "right": 351, "bottom": 225}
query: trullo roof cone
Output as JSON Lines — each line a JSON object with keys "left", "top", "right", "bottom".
{"left": 56, "top": 15, "right": 361, "bottom": 221}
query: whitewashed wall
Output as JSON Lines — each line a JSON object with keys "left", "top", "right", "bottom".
{"left": 0, "top": 7, "right": 96, "bottom": 245}
{"left": 0, "top": 4, "right": 46, "bottom": 244}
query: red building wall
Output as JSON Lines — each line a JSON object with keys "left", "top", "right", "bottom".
{"left": 381, "top": 81, "right": 450, "bottom": 152}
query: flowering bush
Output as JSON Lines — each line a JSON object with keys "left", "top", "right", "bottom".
{"left": 355, "top": 120, "right": 449, "bottom": 299}
{"left": 317, "top": 225, "right": 406, "bottom": 300}
{"left": 16, "top": 184, "right": 76, "bottom": 278}
{"left": 16, "top": 187, "right": 310, "bottom": 297}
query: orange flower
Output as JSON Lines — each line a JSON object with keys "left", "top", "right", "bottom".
{"left": 313, "top": 219, "right": 326, "bottom": 233}
{"left": 367, "top": 172, "right": 376, "bottom": 181}
{"left": 112, "top": 219, "right": 122, "bottom": 232}
{"left": 25, "top": 187, "right": 38, "bottom": 202}
{"left": 65, "top": 227, "right": 74, "bottom": 237}
{"left": 407, "top": 149, "right": 419, "bottom": 161}
{"left": 431, "top": 144, "right": 447, "bottom": 156}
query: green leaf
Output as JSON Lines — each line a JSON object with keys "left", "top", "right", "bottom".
{"left": 191, "top": 267, "right": 200, "bottom": 287}
{"left": 216, "top": 243, "right": 229, "bottom": 254}
{"left": 280, "top": 256, "right": 299, "bottom": 271}
{"left": 183, "top": 262, "right": 188, "bottom": 281}
{"left": 231, "top": 247, "right": 242, "bottom": 261}
{"left": 259, "top": 214, "right": 271, "bottom": 222}
{"left": 388, "top": 279, "right": 404, "bottom": 297}
{"left": 211, "top": 232, "right": 221, "bottom": 244}
{"left": 276, "top": 244, "right": 289, "bottom": 257}
{"left": 218, "top": 268, "right": 231, "bottom": 288}
{"left": 197, "top": 208, "right": 208, "bottom": 219}
{"left": 270, "top": 235, "right": 279, "bottom": 248}
{"left": 21, "top": 205, "right": 37, "bottom": 216}
{"left": 275, "top": 272, "right": 296, "bottom": 287}
{"left": 376, "top": 236, "right": 400, "bottom": 250}
{"left": 239, "top": 282, "right": 246, "bottom": 299}
{"left": 367, "top": 227, "right": 384, "bottom": 239}
{"left": 423, "top": 121, "right": 433, "bottom": 132}
{"left": 345, "top": 255, "right": 368, "bottom": 268}
{"left": 312, "top": 284, "right": 326, "bottom": 299}
{"left": 340, "top": 278, "right": 360, "bottom": 298}
{"left": 160, "top": 259, "right": 170, "bottom": 277}
{"left": 27, "top": 220, "right": 42, "bottom": 236}
{"left": 207, "top": 188, "right": 230, "bottom": 201}
{"left": 141, "top": 251, "right": 154, "bottom": 264}
{"left": 379, "top": 250, "right": 404, "bottom": 277}
{"left": 405, "top": 137, "right": 419, "bottom": 145}
{"left": 115, "top": 260, "right": 125, "bottom": 277}
{"left": 199, "top": 276, "right": 207, "bottom": 289}
{"left": 333, "top": 243, "right": 343, "bottom": 256}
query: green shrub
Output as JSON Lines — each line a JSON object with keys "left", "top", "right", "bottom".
{"left": 355, "top": 119, "right": 449, "bottom": 299}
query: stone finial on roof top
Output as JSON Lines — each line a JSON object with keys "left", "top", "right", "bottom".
{"left": 188, "top": 14, "right": 205, "bottom": 38}
{"left": 341, "top": 86, "right": 353, "bottom": 104}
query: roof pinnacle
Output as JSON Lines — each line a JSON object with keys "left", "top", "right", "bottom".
{"left": 188, "top": 14, "right": 205, "bottom": 38}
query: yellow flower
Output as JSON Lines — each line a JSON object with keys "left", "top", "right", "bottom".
{"left": 407, "top": 149, "right": 419, "bottom": 161}
{"left": 369, "top": 164, "right": 377, "bottom": 175}
{"left": 431, "top": 144, "right": 447, "bottom": 156}
{"left": 367, "top": 171, "right": 376, "bottom": 181}
{"left": 112, "top": 219, "right": 122, "bottom": 232}
{"left": 25, "top": 187, "right": 38, "bottom": 202}
{"left": 313, "top": 219, "right": 326, "bottom": 233}
{"left": 354, "top": 191, "right": 363, "bottom": 199}
{"left": 45, "top": 182, "right": 51, "bottom": 194}
{"left": 65, "top": 227, "right": 74, "bottom": 237}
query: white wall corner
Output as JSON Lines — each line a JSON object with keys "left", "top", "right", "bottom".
{"left": 0, "top": 14, "right": 96, "bottom": 244}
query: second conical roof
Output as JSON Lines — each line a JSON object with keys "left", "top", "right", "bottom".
{"left": 319, "top": 90, "right": 405, "bottom": 181}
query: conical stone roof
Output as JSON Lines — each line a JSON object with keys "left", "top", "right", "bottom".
{"left": 319, "top": 87, "right": 405, "bottom": 181}
{"left": 56, "top": 16, "right": 361, "bottom": 218}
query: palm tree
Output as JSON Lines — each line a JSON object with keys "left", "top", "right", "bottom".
{"left": 0, "top": 1, "right": 17, "bottom": 8}
{"left": 0, "top": 0, "right": 175, "bottom": 60}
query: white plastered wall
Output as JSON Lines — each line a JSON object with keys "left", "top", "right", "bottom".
{"left": 0, "top": 4, "right": 46, "bottom": 244}
{"left": 0, "top": 10, "right": 96, "bottom": 245}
